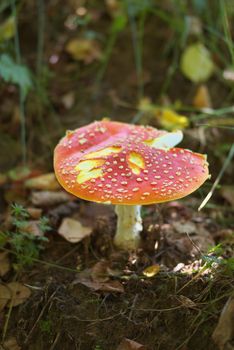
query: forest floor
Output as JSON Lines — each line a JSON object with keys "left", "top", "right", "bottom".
{"left": 0, "top": 1, "right": 234, "bottom": 350}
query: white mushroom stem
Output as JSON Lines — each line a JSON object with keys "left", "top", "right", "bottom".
{"left": 114, "top": 205, "right": 142, "bottom": 250}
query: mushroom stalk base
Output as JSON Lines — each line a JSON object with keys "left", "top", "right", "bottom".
{"left": 114, "top": 205, "right": 142, "bottom": 250}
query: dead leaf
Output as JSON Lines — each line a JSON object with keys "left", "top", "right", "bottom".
{"left": 58, "top": 217, "right": 92, "bottom": 243}
{"left": 23, "top": 221, "right": 44, "bottom": 237}
{"left": 78, "top": 279, "right": 124, "bottom": 293}
{"left": 0, "top": 173, "right": 7, "bottom": 186}
{"left": 177, "top": 295, "right": 197, "bottom": 309}
{"left": 31, "top": 190, "right": 74, "bottom": 207}
{"left": 143, "top": 264, "right": 160, "bottom": 278}
{"left": 172, "top": 221, "right": 196, "bottom": 234}
{"left": 116, "top": 338, "right": 147, "bottom": 350}
{"left": 25, "top": 173, "right": 60, "bottom": 191}
{"left": 26, "top": 207, "right": 43, "bottom": 219}
{"left": 212, "top": 296, "right": 234, "bottom": 350}
{"left": 7, "top": 282, "right": 31, "bottom": 307}
{"left": 193, "top": 84, "right": 212, "bottom": 108}
{"left": 0, "top": 284, "right": 11, "bottom": 311}
{"left": 61, "top": 91, "right": 75, "bottom": 109}
{"left": 91, "top": 261, "right": 110, "bottom": 282}
{"left": 0, "top": 252, "right": 10, "bottom": 277}
{"left": 3, "top": 337, "right": 21, "bottom": 350}
{"left": 223, "top": 69, "right": 234, "bottom": 82}
{"left": 65, "top": 38, "right": 102, "bottom": 64}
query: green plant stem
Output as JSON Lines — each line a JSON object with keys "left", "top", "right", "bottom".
{"left": 36, "top": 0, "right": 45, "bottom": 77}
{"left": 2, "top": 273, "right": 19, "bottom": 342}
{"left": 126, "top": 2, "right": 145, "bottom": 100}
{"left": 96, "top": 31, "right": 118, "bottom": 84}
{"left": 220, "top": 0, "right": 234, "bottom": 66}
{"left": 1, "top": 247, "right": 78, "bottom": 273}
{"left": 11, "top": 0, "right": 27, "bottom": 164}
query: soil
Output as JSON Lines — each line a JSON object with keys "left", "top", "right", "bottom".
{"left": 1, "top": 198, "right": 233, "bottom": 350}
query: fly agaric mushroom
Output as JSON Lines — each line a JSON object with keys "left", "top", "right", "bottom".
{"left": 54, "top": 120, "right": 209, "bottom": 250}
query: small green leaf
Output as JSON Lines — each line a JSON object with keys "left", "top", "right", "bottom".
{"left": 39, "top": 217, "right": 51, "bottom": 233}
{"left": 0, "top": 54, "right": 32, "bottom": 99}
{"left": 11, "top": 203, "right": 29, "bottom": 219}
{"left": 111, "top": 15, "right": 127, "bottom": 33}
{"left": 180, "top": 43, "right": 215, "bottom": 83}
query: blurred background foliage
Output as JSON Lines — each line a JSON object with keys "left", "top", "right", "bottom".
{"left": 0, "top": 0, "right": 233, "bottom": 189}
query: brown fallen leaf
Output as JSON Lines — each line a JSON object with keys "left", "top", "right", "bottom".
{"left": 212, "top": 296, "right": 234, "bottom": 350}
{"left": 26, "top": 207, "right": 43, "bottom": 219}
{"left": 61, "top": 91, "right": 75, "bottom": 109}
{"left": 65, "top": 38, "right": 102, "bottom": 64}
{"left": 0, "top": 173, "right": 7, "bottom": 186}
{"left": 58, "top": 217, "right": 92, "bottom": 243}
{"left": 177, "top": 295, "right": 197, "bottom": 309}
{"left": 7, "top": 282, "right": 31, "bottom": 307}
{"left": 193, "top": 84, "right": 212, "bottom": 108}
{"left": 25, "top": 173, "right": 60, "bottom": 191}
{"left": 78, "top": 279, "right": 124, "bottom": 293}
{"left": 0, "top": 252, "right": 10, "bottom": 277}
{"left": 0, "top": 284, "right": 11, "bottom": 311}
{"left": 91, "top": 260, "right": 110, "bottom": 282}
{"left": 31, "top": 190, "right": 74, "bottom": 207}
{"left": 116, "top": 338, "right": 147, "bottom": 350}
{"left": 3, "top": 337, "right": 21, "bottom": 350}
{"left": 172, "top": 221, "right": 196, "bottom": 234}
{"left": 23, "top": 220, "right": 44, "bottom": 237}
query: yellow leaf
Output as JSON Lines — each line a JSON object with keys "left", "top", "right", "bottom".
{"left": 155, "top": 108, "right": 189, "bottom": 131}
{"left": 143, "top": 264, "right": 160, "bottom": 277}
{"left": 65, "top": 38, "right": 102, "bottom": 64}
{"left": 180, "top": 43, "right": 214, "bottom": 83}
{"left": 0, "top": 17, "right": 15, "bottom": 42}
{"left": 138, "top": 98, "right": 189, "bottom": 131}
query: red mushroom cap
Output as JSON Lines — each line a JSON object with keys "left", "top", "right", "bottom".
{"left": 54, "top": 121, "right": 209, "bottom": 205}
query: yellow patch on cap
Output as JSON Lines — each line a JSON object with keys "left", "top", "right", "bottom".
{"left": 84, "top": 146, "right": 122, "bottom": 159}
{"left": 75, "top": 159, "right": 105, "bottom": 184}
{"left": 75, "top": 159, "right": 104, "bottom": 171}
{"left": 77, "top": 168, "right": 103, "bottom": 184}
{"left": 127, "top": 152, "right": 145, "bottom": 175}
